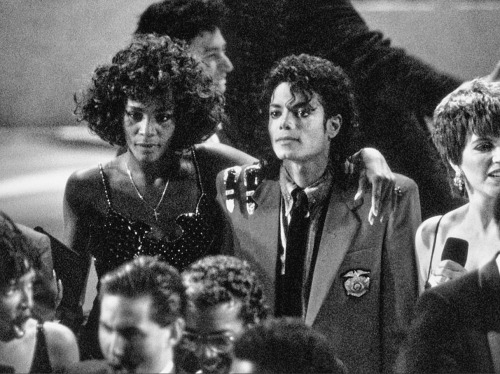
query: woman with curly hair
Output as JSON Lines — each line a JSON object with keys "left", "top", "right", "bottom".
{"left": 63, "top": 34, "right": 255, "bottom": 359}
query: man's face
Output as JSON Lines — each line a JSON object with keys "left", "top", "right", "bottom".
{"left": 99, "top": 294, "right": 177, "bottom": 373}
{"left": 178, "top": 300, "right": 246, "bottom": 374}
{"left": 187, "top": 28, "right": 234, "bottom": 94}
{"left": 0, "top": 269, "right": 35, "bottom": 340}
{"left": 268, "top": 82, "right": 340, "bottom": 166}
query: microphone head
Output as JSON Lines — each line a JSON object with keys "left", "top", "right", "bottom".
{"left": 441, "top": 237, "right": 468, "bottom": 267}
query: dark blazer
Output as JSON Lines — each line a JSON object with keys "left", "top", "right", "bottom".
{"left": 216, "top": 165, "right": 421, "bottom": 374}
{"left": 396, "top": 254, "right": 500, "bottom": 374}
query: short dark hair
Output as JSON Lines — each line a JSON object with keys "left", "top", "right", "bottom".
{"left": 0, "top": 211, "right": 33, "bottom": 287}
{"left": 100, "top": 256, "right": 186, "bottom": 327}
{"left": 233, "top": 317, "right": 347, "bottom": 374}
{"left": 136, "top": 0, "right": 228, "bottom": 41}
{"left": 262, "top": 54, "right": 360, "bottom": 176}
{"left": 74, "top": 34, "right": 224, "bottom": 149}
{"left": 182, "top": 255, "right": 268, "bottom": 325}
{"left": 433, "top": 79, "right": 500, "bottom": 192}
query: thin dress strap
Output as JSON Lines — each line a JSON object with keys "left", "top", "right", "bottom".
{"left": 30, "top": 323, "right": 52, "bottom": 373}
{"left": 98, "top": 163, "right": 112, "bottom": 208}
{"left": 425, "top": 215, "right": 444, "bottom": 289}
{"left": 190, "top": 146, "right": 205, "bottom": 195}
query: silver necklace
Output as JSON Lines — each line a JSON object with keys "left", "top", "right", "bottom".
{"left": 126, "top": 164, "right": 170, "bottom": 222}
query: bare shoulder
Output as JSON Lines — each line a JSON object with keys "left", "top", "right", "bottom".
{"left": 43, "top": 321, "right": 80, "bottom": 366}
{"left": 417, "top": 205, "right": 466, "bottom": 248}
{"left": 416, "top": 215, "right": 444, "bottom": 251}
{"left": 65, "top": 166, "right": 102, "bottom": 194}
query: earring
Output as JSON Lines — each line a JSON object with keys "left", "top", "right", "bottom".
{"left": 453, "top": 171, "right": 464, "bottom": 192}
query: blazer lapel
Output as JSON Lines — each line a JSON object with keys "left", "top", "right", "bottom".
{"left": 246, "top": 179, "right": 281, "bottom": 311}
{"left": 305, "top": 185, "right": 362, "bottom": 325}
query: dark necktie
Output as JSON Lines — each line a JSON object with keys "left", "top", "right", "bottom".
{"left": 279, "top": 187, "right": 310, "bottom": 317}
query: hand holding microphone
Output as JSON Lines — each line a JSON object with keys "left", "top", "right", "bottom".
{"left": 427, "top": 237, "right": 468, "bottom": 288}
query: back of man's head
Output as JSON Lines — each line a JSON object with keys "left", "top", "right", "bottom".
{"left": 232, "top": 317, "right": 347, "bottom": 374}
{"left": 0, "top": 211, "right": 32, "bottom": 287}
{"left": 136, "top": 0, "right": 228, "bottom": 42}
{"left": 182, "top": 255, "right": 268, "bottom": 326}
{"left": 100, "top": 256, "right": 186, "bottom": 327}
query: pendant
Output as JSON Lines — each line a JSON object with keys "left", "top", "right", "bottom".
{"left": 153, "top": 209, "right": 160, "bottom": 222}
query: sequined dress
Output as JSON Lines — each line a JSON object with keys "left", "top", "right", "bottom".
{"left": 80, "top": 148, "right": 219, "bottom": 359}
{"left": 89, "top": 151, "right": 217, "bottom": 276}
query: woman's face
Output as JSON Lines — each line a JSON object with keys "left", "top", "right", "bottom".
{"left": 0, "top": 270, "right": 35, "bottom": 339}
{"left": 123, "top": 99, "right": 175, "bottom": 164}
{"left": 456, "top": 133, "right": 500, "bottom": 198}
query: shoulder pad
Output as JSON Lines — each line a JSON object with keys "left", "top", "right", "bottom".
{"left": 243, "top": 163, "right": 263, "bottom": 215}
{"left": 223, "top": 166, "right": 242, "bottom": 213}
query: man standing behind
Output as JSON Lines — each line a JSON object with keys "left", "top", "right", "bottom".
{"left": 217, "top": 54, "right": 420, "bottom": 373}
{"left": 178, "top": 255, "right": 268, "bottom": 374}
{"left": 66, "top": 256, "right": 185, "bottom": 374}
{"left": 136, "top": 0, "right": 234, "bottom": 144}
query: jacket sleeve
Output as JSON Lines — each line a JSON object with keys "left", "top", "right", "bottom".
{"left": 382, "top": 175, "right": 421, "bottom": 372}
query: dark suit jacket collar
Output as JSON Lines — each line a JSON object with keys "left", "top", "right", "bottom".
{"left": 479, "top": 252, "right": 500, "bottom": 331}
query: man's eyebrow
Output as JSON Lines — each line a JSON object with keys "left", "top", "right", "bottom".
{"left": 204, "top": 45, "right": 225, "bottom": 53}
{"left": 286, "top": 100, "right": 310, "bottom": 111}
{"left": 184, "top": 328, "right": 231, "bottom": 335}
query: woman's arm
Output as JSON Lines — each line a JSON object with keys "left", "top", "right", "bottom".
{"left": 59, "top": 170, "right": 94, "bottom": 332}
{"left": 347, "top": 148, "right": 396, "bottom": 224}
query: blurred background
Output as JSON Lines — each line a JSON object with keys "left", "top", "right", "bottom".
{"left": 1, "top": 0, "right": 499, "bottom": 311}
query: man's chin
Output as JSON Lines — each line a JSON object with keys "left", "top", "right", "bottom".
{"left": 11, "top": 314, "right": 31, "bottom": 338}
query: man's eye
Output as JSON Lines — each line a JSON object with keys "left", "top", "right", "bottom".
{"left": 126, "top": 110, "right": 143, "bottom": 122}
{"left": 270, "top": 110, "right": 281, "bottom": 119}
{"left": 475, "top": 142, "right": 494, "bottom": 152}
{"left": 156, "top": 113, "right": 172, "bottom": 123}
{"left": 2, "top": 286, "right": 16, "bottom": 297}
{"left": 297, "top": 108, "right": 311, "bottom": 118}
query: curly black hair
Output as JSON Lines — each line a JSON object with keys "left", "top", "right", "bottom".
{"left": 233, "top": 317, "right": 347, "bottom": 374}
{"left": 182, "top": 255, "right": 269, "bottom": 326}
{"left": 74, "top": 34, "right": 224, "bottom": 149}
{"left": 0, "top": 211, "right": 33, "bottom": 287}
{"left": 261, "top": 54, "right": 360, "bottom": 178}
{"left": 135, "top": 0, "right": 228, "bottom": 41}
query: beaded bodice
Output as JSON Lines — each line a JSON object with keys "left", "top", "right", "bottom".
{"left": 87, "top": 150, "right": 217, "bottom": 275}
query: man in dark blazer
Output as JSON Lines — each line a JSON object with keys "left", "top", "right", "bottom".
{"left": 396, "top": 253, "right": 500, "bottom": 373}
{"left": 216, "top": 54, "right": 420, "bottom": 373}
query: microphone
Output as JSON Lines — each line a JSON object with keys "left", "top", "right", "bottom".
{"left": 441, "top": 237, "right": 468, "bottom": 267}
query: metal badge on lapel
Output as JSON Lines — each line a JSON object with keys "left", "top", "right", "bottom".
{"left": 244, "top": 164, "right": 261, "bottom": 215}
{"left": 224, "top": 166, "right": 241, "bottom": 213}
{"left": 342, "top": 269, "right": 370, "bottom": 297}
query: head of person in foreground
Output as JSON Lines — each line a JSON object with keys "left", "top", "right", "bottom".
{"left": 178, "top": 255, "right": 269, "bottom": 374}
{"left": 98, "top": 256, "right": 186, "bottom": 373}
{"left": 230, "top": 317, "right": 347, "bottom": 374}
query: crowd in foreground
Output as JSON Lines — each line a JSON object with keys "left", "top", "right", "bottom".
{"left": 3, "top": 0, "right": 500, "bottom": 372}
